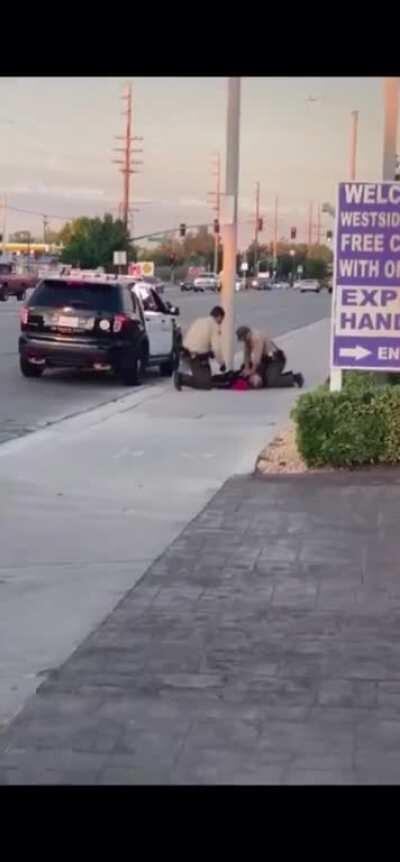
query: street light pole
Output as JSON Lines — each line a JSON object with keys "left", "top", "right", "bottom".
{"left": 254, "top": 181, "right": 260, "bottom": 275}
{"left": 273, "top": 195, "right": 278, "bottom": 275}
{"left": 1, "top": 194, "right": 7, "bottom": 256}
{"left": 221, "top": 77, "right": 241, "bottom": 369}
{"left": 307, "top": 201, "right": 313, "bottom": 246}
{"left": 383, "top": 78, "right": 399, "bottom": 180}
{"left": 289, "top": 248, "right": 295, "bottom": 285}
{"left": 349, "top": 110, "right": 359, "bottom": 181}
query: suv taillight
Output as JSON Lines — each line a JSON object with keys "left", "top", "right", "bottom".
{"left": 20, "top": 307, "right": 29, "bottom": 325}
{"left": 113, "top": 313, "right": 139, "bottom": 333}
{"left": 113, "top": 314, "right": 130, "bottom": 333}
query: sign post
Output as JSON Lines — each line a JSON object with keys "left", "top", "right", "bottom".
{"left": 113, "top": 250, "right": 127, "bottom": 276}
{"left": 330, "top": 181, "right": 400, "bottom": 391}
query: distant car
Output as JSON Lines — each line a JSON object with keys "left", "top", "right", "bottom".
{"left": 293, "top": 278, "right": 321, "bottom": 293}
{"left": 180, "top": 281, "right": 194, "bottom": 292}
{"left": 251, "top": 276, "right": 272, "bottom": 290}
{"left": 0, "top": 262, "right": 38, "bottom": 302}
{"left": 193, "top": 273, "right": 220, "bottom": 292}
{"left": 273, "top": 280, "right": 290, "bottom": 290}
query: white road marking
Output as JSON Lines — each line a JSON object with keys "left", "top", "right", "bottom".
{"left": 112, "top": 447, "right": 145, "bottom": 460}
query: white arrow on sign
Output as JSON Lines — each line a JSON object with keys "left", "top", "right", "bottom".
{"left": 339, "top": 345, "right": 372, "bottom": 361}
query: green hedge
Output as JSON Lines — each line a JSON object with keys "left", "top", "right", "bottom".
{"left": 291, "top": 371, "right": 400, "bottom": 468}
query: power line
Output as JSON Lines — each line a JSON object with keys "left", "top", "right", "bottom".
{"left": 6, "top": 202, "right": 123, "bottom": 222}
{"left": 6, "top": 204, "right": 69, "bottom": 220}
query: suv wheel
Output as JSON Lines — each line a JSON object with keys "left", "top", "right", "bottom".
{"left": 17, "top": 288, "right": 26, "bottom": 302}
{"left": 0, "top": 286, "right": 9, "bottom": 302}
{"left": 119, "top": 349, "right": 145, "bottom": 386}
{"left": 20, "top": 356, "right": 44, "bottom": 378}
{"left": 160, "top": 358, "right": 174, "bottom": 377}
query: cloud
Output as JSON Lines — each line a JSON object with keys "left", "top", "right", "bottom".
{"left": 7, "top": 183, "right": 108, "bottom": 201}
{"left": 178, "top": 196, "right": 208, "bottom": 208}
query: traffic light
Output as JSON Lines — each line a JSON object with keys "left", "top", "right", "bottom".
{"left": 257, "top": 217, "right": 263, "bottom": 231}
{"left": 179, "top": 223, "right": 186, "bottom": 237}
{"left": 326, "top": 229, "right": 333, "bottom": 240}
{"left": 213, "top": 218, "right": 220, "bottom": 235}
{"left": 290, "top": 227, "right": 297, "bottom": 240}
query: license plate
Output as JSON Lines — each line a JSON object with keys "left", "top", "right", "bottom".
{"left": 57, "top": 315, "right": 79, "bottom": 328}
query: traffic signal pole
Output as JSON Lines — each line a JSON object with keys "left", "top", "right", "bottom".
{"left": 221, "top": 77, "right": 241, "bottom": 369}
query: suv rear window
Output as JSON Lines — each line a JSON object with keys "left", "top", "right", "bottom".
{"left": 28, "top": 280, "right": 122, "bottom": 313}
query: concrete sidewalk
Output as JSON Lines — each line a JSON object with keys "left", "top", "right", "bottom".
{"left": 2, "top": 468, "right": 400, "bottom": 784}
{"left": 0, "top": 317, "right": 330, "bottom": 726}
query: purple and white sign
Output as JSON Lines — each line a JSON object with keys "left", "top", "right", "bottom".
{"left": 331, "top": 182, "right": 400, "bottom": 370}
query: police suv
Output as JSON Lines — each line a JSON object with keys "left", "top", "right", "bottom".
{"left": 19, "top": 273, "right": 180, "bottom": 385}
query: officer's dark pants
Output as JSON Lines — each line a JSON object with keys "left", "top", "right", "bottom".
{"left": 260, "top": 352, "right": 297, "bottom": 388}
{"left": 180, "top": 355, "right": 213, "bottom": 390}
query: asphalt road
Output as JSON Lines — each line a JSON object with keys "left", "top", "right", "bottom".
{"left": 0, "top": 287, "right": 330, "bottom": 445}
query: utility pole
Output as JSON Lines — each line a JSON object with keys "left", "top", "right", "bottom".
{"left": 316, "top": 204, "right": 321, "bottom": 245}
{"left": 349, "top": 110, "right": 359, "bottom": 181}
{"left": 254, "top": 181, "right": 260, "bottom": 274}
{"left": 112, "top": 82, "right": 143, "bottom": 233}
{"left": 42, "top": 215, "right": 48, "bottom": 245}
{"left": 208, "top": 152, "right": 221, "bottom": 274}
{"left": 307, "top": 201, "right": 313, "bottom": 246}
{"left": 0, "top": 194, "right": 7, "bottom": 255}
{"left": 273, "top": 195, "right": 278, "bottom": 274}
{"left": 221, "top": 77, "right": 241, "bottom": 369}
{"left": 382, "top": 78, "right": 399, "bottom": 180}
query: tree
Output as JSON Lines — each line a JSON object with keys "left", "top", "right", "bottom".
{"left": 60, "top": 214, "right": 135, "bottom": 268}
{"left": 44, "top": 228, "right": 63, "bottom": 245}
{"left": 183, "top": 226, "right": 215, "bottom": 268}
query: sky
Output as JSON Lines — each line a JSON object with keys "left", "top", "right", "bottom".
{"left": 0, "top": 76, "right": 396, "bottom": 250}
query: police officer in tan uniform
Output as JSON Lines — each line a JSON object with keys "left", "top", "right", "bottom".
{"left": 236, "top": 326, "right": 304, "bottom": 389}
{"left": 174, "top": 306, "right": 226, "bottom": 390}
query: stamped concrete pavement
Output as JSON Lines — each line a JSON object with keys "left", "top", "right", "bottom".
{"left": 0, "top": 317, "right": 330, "bottom": 727}
{"left": 1, "top": 468, "right": 400, "bottom": 784}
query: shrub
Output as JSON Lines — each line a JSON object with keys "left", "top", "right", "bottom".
{"left": 291, "top": 372, "right": 400, "bottom": 468}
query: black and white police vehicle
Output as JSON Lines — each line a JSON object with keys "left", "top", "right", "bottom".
{"left": 19, "top": 274, "right": 181, "bottom": 385}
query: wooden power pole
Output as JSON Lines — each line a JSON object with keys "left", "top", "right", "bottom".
{"left": 113, "top": 82, "right": 143, "bottom": 233}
